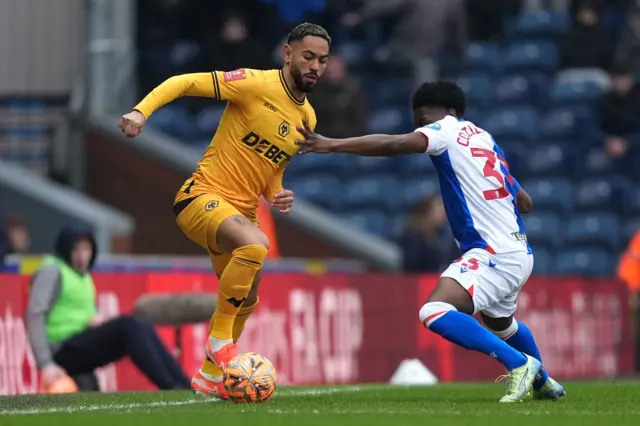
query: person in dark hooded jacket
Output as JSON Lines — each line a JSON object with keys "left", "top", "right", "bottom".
{"left": 26, "top": 224, "right": 190, "bottom": 391}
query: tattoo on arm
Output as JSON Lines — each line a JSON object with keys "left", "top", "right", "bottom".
{"left": 232, "top": 216, "right": 251, "bottom": 226}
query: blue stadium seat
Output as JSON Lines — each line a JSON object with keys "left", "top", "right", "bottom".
{"left": 555, "top": 248, "right": 614, "bottom": 276}
{"left": 483, "top": 107, "right": 538, "bottom": 141}
{"left": 522, "top": 211, "right": 562, "bottom": 248}
{"left": 401, "top": 178, "right": 440, "bottom": 209}
{"left": 397, "top": 153, "right": 437, "bottom": 177}
{"left": 564, "top": 212, "right": 620, "bottom": 250}
{"left": 366, "top": 107, "right": 413, "bottom": 134}
{"left": 287, "top": 174, "right": 342, "bottom": 212}
{"left": 538, "top": 107, "right": 595, "bottom": 139}
{"left": 285, "top": 153, "right": 346, "bottom": 177}
{"left": 344, "top": 155, "right": 395, "bottom": 176}
{"left": 494, "top": 75, "right": 536, "bottom": 107}
{"left": 343, "top": 210, "right": 390, "bottom": 238}
{"left": 503, "top": 41, "right": 558, "bottom": 74}
{"left": 511, "top": 11, "right": 570, "bottom": 40}
{"left": 574, "top": 177, "right": 630, "bottom": 212}
{"left": 458, "top": 73, "right": 493, "bottom": 107}
{"left": 195, "top": 106, "right": 225, "bottom": 138}
{"left": 364, "top": 77, "right": 412, "bottom": 108}
{"left": 623, "top": 217, "right": 640, "bottom": 243}
{"left": 343, "top": 176, "right": 400, "bottom": 212}
{"left": 625, "top": 187, "right": 640, "bottom": 216}
{"left": 146, "top": 104, "right": 197, "bottom": 140}
{"left": 577, "top": 148, "right": 615, "bottom": 177}
{"left": 464, "top": 43, "right": 501, "bottom": 74}
{"left": 463, "top": 106, "right": 484, "bottom": 124}
{"left": 336, "top": 41, "right": 369, "bottom": 64}
{"left": 548, "top": 81, "right": 602, "bottom": 107}
{"left": 521, "top": 178, "right": 572, "bottom": 213}
{"left": 495, "top": 139, "right": 526, "bottom": 173}
{"left": 519, "top": 142, "right": 573, "bottom": 178}
{"left": 531, "top": 248, "right": 553, "bottom": 275}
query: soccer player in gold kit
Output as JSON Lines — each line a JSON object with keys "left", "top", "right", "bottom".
{"left": 119, "top": 23, "right": 331, "bottom": 398}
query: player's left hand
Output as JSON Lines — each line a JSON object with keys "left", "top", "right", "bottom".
{"left": 272, "top": 189, "right": 294, "bottom": 214}
{"left": 295, "top": 120, "right": 334, "bottom": 154}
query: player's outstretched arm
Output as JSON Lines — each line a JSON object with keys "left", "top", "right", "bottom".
{"left": 119, "top": 73, "right": 216, "bottom": 137}
{"left": 516, "top": 188, "right": 533, "bottom": 214}
{"left": 295, "top": 120, "right": 427, "bottom": 157}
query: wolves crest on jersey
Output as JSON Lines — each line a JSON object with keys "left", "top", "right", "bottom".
{"left": 415, "top": 116, "right": 531, "bottom": 255}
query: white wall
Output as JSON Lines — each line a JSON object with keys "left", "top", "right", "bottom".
{"left": 0, "top": 0, "right": 85, "bottom": 95}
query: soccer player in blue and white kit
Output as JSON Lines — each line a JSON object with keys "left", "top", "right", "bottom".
{"left": 295, "top": 81, "right": 566, "bottom": 403}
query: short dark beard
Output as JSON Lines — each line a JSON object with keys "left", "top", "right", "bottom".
{"left": 291, "top": 67, "right": 317, "bottom": 93}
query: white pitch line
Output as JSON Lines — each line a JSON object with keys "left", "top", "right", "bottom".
{"left": 0, "top": 386, "right": 365, "bottom": 416}
{"left": 0, "top": 398, "right": 212, "bottom": 416}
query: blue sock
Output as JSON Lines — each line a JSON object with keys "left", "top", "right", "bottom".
{"left": 505, "top": 321, "right": 549, "bottom": 390}
{"left": 429, "top": 311, "right": 528, "bottom": 371}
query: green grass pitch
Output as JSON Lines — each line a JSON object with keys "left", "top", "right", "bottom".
{"left": 1, "top": 382, "right": 640, "bottom": 426}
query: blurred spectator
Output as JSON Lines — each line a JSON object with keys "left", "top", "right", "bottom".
{"left": 309, "top": 56, "right": 366, "bottom": 138}
{"left": 204, "top": 11, "right": 274, "bottom": 72}
{"left": 350, "top": 0, "right": 466, "bottom": 67}
{"left": 599, "top": 62, "right": 640, "bottom": 159}
{"left": 3, "top": 215, "right": 30, "bottom": 255}
{"left": 465, "top": 0, "right": 522, "bottom": 42}
{"left": 560, "top": 2, "right": 615, "bottom": 70}
{"left": 27, "top": 224, "right": 189, "bottom": 392}
{"left": 398, "top": 196, "right": 458, "bottom": 273}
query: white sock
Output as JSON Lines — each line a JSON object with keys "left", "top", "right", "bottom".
{"left": 208, "top": 337, "right": 233, "bottom": 352}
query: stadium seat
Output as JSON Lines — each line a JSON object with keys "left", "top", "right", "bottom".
{"left": 503, "top": 41, "right": 558, "bottom": 74}
{"left": 288, "top": 154, "right": 348, "bottom": 179}
{"left": 343, "top": 210, "right": 390, "bottom": 238}
{"left": 458, "top": 73, "right": 493, "bottom": 107}
{"left": 287, "top": 175, "right": 343, "bottom": 212}
{"left": 520, "top": 178, "right": 572, "bottom": 213}
{"left": 146, "top": 104, "right": 197, "bottom": 140}
{"left": 464, "top": 43, "right": 501, "bottom": 74}
{"left": 401, "top": 178, "right": 441, "bottom": 209}
{"left": 531, "top": 248, "right": 553, "bottom": 275}
{"left": 623, "top": 217, "right": 640, "bottom": 243}
{"left": 519, "top": 142, "right": 574, "bottom": 178}
{"left": 522, "top": 211, "right": 562, "bottom": 248}
{"left": 397, "top": 153, "right": 437, "bottom": 177}
{"left": 483, "top": 107, "right": 538, "bottom": 141}
{"left": 625, "top": 187, "right": 640, "bottom": 216}
{"left": 555, "top": 248, "right": 614, "bottom": 276}
{"left": 577, "top": 148, "right": 615, "bottom": 177}
{"left": 548, "top": 81, "right": 602, "bottom": 107}
{"left": 195, "top": 106, "right": 225, "bottom": 138}
{"left": 364, "top": 77, "right": 412, "bottom": 108}
{"left": 344, "top": 155, "right": 395, "bottom": 176}
{"left": 510, "top": 10, "right": 570, "bottom": 40}
{"left": 343, "top": 176, "right": 400, "bottom": 212}
{"left": 574, "top": 177, "right": 630, "bottom": 212}
{"left": 564, "top": 212, "right": 620, "bottom": 250}
{"left": 463, "top": 106, "right": 484, "bottom": 124}
{"left": 538, "top": 107, "right": 595, "bottom": 139}
{"left": 366, "top": 107, "right": 413, "bottom": 134}
{"left": 493, "top": 75, "right": 537, "bottom": 107}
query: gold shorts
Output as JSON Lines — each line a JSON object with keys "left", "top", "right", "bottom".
{"left": 173, "top": 192, "right": 257, "bottom": 273}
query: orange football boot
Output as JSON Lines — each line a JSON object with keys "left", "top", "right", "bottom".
{"left": 191, "top": 370, "right": 229, "bottom": 400}
{"left": 205, "top": 340, "right": 239, "bottom": 371}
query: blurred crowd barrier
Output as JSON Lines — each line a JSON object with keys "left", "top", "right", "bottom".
{"left": 0, "top": 271, "right": 633, "bottom": 394}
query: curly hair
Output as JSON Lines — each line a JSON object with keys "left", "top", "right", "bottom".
{"left": 412, "top": 81, "right": 467, "bottom": 117}
{"left": 287, "top": 22, "right": 331, "bottom": 46}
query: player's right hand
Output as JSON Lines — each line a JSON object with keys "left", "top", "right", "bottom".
{"left": 41, "top": 363, "right": 67, "bottom": 386}
{"left": 119, "top": 110, "right": 146, "bottom": 138}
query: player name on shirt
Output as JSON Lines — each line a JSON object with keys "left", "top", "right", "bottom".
{"left": 415, "top": 116, "right": 531, "bottom": 255}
